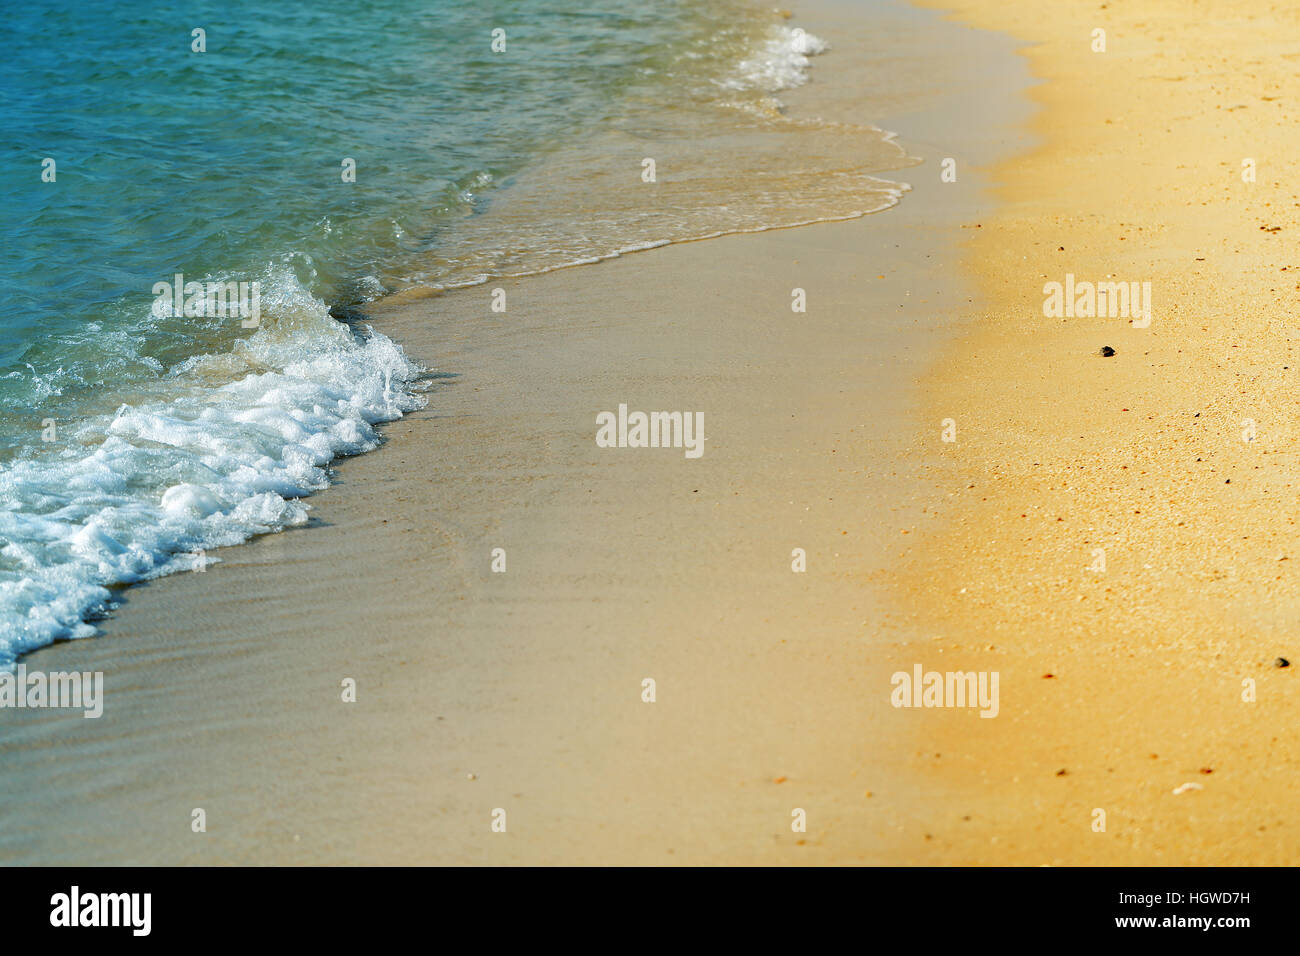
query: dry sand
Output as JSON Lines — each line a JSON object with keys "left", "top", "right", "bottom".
{"left": 893, "top": 0, "right": 1300, "bottom": 863}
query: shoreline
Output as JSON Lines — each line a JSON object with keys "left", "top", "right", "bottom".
{"left": 0, "top": 0, "right": 1034, "bottom": 864}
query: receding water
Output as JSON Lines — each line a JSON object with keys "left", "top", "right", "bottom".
{"left": 0, "top": 0, "right": 915, "bottom": 660}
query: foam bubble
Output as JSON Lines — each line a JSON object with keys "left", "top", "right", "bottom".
{"left": 0, "top": 272, "right": 424, "bottom": 666}
{"left": 721, "top": 24, "right": 829, "bottom": 94}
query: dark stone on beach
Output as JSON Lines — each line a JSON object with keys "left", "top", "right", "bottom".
{"left": 1100, "top": 346, "right": 1116, "bottom": 357}
{"left": 1275, "top": 657, "right": 1290, "bottom": 668}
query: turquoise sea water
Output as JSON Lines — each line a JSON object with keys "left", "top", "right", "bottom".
{"left": 0, "top": 0, "right": 912, "bottom": 659}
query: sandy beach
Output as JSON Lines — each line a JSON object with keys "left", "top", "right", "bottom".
{"left": 888, "top": 0, "right": 1300, "bottom": 864}
{"left": 0, "top": 0, "right": 1030, "bottom": 865}
{"left": 4, "top": 0, "right": 1294, "bottom": 868}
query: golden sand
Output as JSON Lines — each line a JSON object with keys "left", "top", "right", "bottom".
{"left": 892, "top": 0, "right": 1300, "bottom": 863}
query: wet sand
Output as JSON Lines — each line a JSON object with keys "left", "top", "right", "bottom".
{"left": 0, "top": 0, "right": 1039, "bottom": 865}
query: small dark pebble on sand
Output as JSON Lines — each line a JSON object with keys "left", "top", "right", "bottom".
{"left": 1100, "top": 346, "right": 1116, "bottom": 357}
{"left": 1275, "top": 657, "right": 1290, "bottom": 668}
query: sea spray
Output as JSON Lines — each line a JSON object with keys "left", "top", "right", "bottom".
{"left": 0, "top": 271, "right": 424, "bottom": 664}
{"left": 0, "top": 0, "right": 912, "bottom": 659}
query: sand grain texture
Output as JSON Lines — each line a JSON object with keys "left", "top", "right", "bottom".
{"left": 896, "top": 0, "right": 1300, "bottom": 863}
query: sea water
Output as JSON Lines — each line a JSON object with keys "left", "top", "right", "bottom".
{"left": 0, "top": 0, "right": 914, "bottom": 660}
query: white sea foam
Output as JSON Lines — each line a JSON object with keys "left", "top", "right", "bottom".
{"left": 0, "top": 270, "right": 424, "bottom": 665}
{"left": 721, "top": 24, "right": 829, "bottom": 94}
{"left": 0, "top": 17, "right": 884, "bottom": 666}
